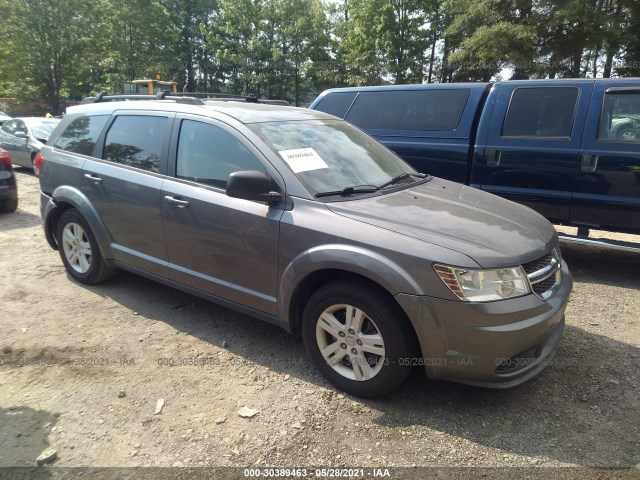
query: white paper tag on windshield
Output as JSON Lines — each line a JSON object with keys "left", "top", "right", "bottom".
{"left": 279, "top": 148, "right": 328, "bottom": 173}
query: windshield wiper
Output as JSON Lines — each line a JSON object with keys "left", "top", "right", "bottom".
{"left": 315, "top": 184, "right": 380, "bottom": 198}
{"left": 378, "top": 172, "right": 429, "bottom": 190}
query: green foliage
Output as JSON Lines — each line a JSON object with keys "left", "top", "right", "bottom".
{"left": 0, "top": 0, "right": 636, "bottom": 113}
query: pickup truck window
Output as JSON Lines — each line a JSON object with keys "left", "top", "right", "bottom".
{"left": 344, "top": 90, "right": 470, "bottom": 131}
{"left": 103, "top": 115, "right": 167, "bottom": 172}
{"left": 314, "top": 92, "right": 357, "bottom": 118}
{"left": 502, "top": 87, "right": 578, "bottom": 138}
{"left": 54, "top": 115, "right": 109, "bottom": 156}
{"left": 598, "top": 91, "right": 640, "bottom": 143}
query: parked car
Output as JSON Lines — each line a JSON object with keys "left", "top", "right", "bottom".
{"left": 310, "top": 79, "right": 640, "bottom": 251}
{"left": 39, "top": 95, "right": 572, "bottom": 397}
{"left": 0, "top": 148, "right": 18, "bottom": 213}
{"left": 0, "top": 111, "right": 11, "bottom": 126}
{"left": 0, "top": 117, "right": 60, "bottom": 176}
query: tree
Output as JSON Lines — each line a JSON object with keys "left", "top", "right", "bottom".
{"left": 95, "top": 0, "right": 177, "bottom": 94}
{"left": 617, "top": 0, "right": 640, "bottom": 76}
{"left": 2, "top": 0, "right": 103, "bottom": 113}
{"left": 342, "top": 0, "right": 430, "bottom": 85}
{"left": 443, "top": 0, "right": 536, "bottom": 81}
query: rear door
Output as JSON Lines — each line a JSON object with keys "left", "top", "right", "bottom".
{"left": 478, "top": 82, "right": 592, "bottom": 223}
{"left": 80, "top": 111, "right": 174, "bottom": 276}
{"left": 161, "top": 115, "right": 283, "bottom": 315}
{"left": 573, "top": 84, "right": 640, "bottom": 233}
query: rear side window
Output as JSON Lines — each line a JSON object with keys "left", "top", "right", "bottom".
{"left": 344, "top": 89, "right": 470, "bottom": 131}
{"left": 502, "top": 87, "right": 578, "bottom": 138}
{"left": 55, "top": 115, "right": 108, "bottom": 156}
{"left": 314, "top": 92, "right": 357, "bottom": 118}
{"left": 598, "top": 91, "right": 640, "bottom": 143}
{"left": 176, "top": 120, "right": 265, "bottom": 189}
{"left": 103, "top": 115, "right": 167, "bottom": 172}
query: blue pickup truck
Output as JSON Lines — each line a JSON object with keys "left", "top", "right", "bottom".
{"left": 310, "top": 79, "right": 640, "bottom": 250}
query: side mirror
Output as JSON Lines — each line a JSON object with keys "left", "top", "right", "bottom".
{"left": 15, "top": 131, "right": 29, "bottom": 139}
{"left": 226, "top": 170, "right": 282, "bottom": 204}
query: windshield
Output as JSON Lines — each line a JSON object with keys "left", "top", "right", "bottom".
{"left": 249, "top": 119, "right": 417, "bottom": 196}
{"left": 29, "top": 120, "right": 59, "bottom": 139}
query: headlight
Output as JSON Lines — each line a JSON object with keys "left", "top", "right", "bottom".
{"left": 433, "top": 264, "right": 530, "bottom": 302}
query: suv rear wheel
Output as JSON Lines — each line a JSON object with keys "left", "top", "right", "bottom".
{"left": 302, "top": 280, "right": 417, "bottom": 397}
{"left": 56, "top": 209, "right": 115, "bottom": 284}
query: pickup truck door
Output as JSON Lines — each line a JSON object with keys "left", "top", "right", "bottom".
{"left": 478, "top": 82, "right": 592, "bottom": 224}
{"left": 573, "top": 85, "right": 640, "bottom": 234}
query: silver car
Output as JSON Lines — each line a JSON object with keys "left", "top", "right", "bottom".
{"left": 0, "top": 117, "right": 60, "bottom": 175}
{"left": 39, "top": 97, "right": 572, "bottom": 397}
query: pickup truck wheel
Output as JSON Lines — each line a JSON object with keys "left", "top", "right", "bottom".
{"left": 302, "top": 281, "right": 417, "bottom": 398}
{"left": 56, "top": 209, "right": 115, "bottom": 285}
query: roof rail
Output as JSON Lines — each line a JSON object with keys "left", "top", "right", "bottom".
{"left": 82, "top": 92, "right": 204, "bottom": 105}
{"left": 177, "top": 92, "right": 290, "bottom": 106}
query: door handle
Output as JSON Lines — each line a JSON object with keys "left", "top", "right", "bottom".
{"left": 84, "top": 173, "right": 103, "bottom": 183}
{"left": 487, "top": 149, "right": 502, "bottom": 167}
{"left": 581, "top": 154, "right": 598, "bottom": 173}
{"left": 164, "top": 195, "right": 190, "bottom": 208}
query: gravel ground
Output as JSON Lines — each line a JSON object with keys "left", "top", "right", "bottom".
{"left": 1, "top": 170, "right": 639, "bottom": 480}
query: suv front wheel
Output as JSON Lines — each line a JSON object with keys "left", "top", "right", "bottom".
{"left": 302, "top": 280, "right": 417, "bottom": 398}
{"left": 56, "top": 208, "right": 115, "bottom": 285}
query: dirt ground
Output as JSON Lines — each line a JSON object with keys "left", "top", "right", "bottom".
{"left": 1, "top": 170, "right": 639, "bottom": 479}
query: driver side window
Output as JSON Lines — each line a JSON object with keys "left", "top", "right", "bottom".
{"left": 176, "top": 120, "right": 265, "bottom": 189}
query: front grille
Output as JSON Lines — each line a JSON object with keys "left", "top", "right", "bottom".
{"left": 522, "top": 252, "right": 553, "bottom": 275}
{"left": 522, "top": 248, "right": 562, "bottom": 300}
{"left": 495, "top": 345, "right": 539, "bottom": 374}
{"left": 532, "top": 276, "right": 556, "bottom": 296}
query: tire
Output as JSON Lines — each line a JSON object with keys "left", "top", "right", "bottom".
{"left": 0, "top": 198, "right": 18, "bottom": 213}
{"left": 56, "top": 208, "right": 115, "bottom": 285}
{"left": 31, "top": 154, "right": 39, "bottom": 176}
{"left": 302, "top": 280, "right": 418, "bottom": 398}
{"left": 617, "top": 126, "right": 637, "bottom": 141}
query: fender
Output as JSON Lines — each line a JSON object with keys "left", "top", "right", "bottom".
{"left": 278, "top": 243, "right": 425, "bottom": 327}
{"left": 47, "top": 185, "right": 114, "bottom": 259}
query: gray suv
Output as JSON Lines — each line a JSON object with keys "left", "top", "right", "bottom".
{"left": 39, "top": 96, "right": 572, "bottom": 397}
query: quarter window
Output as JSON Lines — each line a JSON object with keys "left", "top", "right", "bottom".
{"left": 103, "top": 115, "right": 167, "bottom": 172}
{"left": 502, "top": 87, "right": 578, "bottom": 138}
{"left": 55, "top": 115, "right": 109, "bottom": 156}
{"left": 176, "top": 120, "right": 265, "bottom": 189}
{"left": 598, "top": 91, "right": 640, "bottom": 143}
{"left": 314, "top": 92, "right": 357, "bottom": 118}
{"left": 344, "top": 89, "right": 470, "bottom": 131}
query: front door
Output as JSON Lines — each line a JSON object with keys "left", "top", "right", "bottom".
{"left": 573, "top": 84, "right": 640, "bottom": 233}
{"left": 161, "top": 116, "right": 282, "bottom": 314}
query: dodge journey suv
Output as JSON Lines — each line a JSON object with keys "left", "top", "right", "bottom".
{"left": 39, "top": 95, "right": 572, "bottom": 397}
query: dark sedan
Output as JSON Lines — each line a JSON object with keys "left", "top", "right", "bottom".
{"left": 0, "top": 117, "right": 59, "bottom": 176}
{"left": 0, "top": 148, "right": 18, "bottom": 213}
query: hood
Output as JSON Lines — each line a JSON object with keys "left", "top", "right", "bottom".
{"left": 325, "top": 178, "right": 557, "bottom": 268}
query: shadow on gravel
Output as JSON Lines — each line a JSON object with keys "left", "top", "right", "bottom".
{"left": 0, "top": 405, "right": 57, "bottom": 471}
{"left": 559, "top": 241, "right": 640, "bottom": 288}
{"left": 71, "top": 243, "right": 639, "bottom": 469}
{"left": 0, "top": 209, "right": 41, "bottom": 232}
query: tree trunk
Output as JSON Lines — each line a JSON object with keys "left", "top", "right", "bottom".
{"left": 427, "top": 28, "right": 437, "bottom": 83}
{"left": 441, "top": 36, "right": 450, "bottom": 83}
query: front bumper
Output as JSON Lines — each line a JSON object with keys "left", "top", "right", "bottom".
{"left": 396, "top": 260, "right": 572, "bottom": 388}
